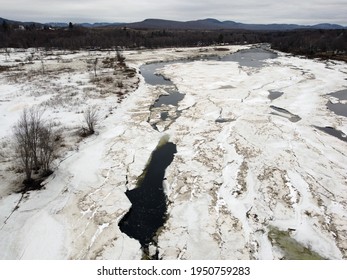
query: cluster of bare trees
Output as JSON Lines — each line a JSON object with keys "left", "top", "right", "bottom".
{"left": 13, "top": 107, "right": 57, "bottom": 186}
{"left": 12, "top": 105, "right": 100, "bottom": 188}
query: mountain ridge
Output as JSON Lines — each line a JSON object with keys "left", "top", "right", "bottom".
{"left": 1, "top": 16, "right": 346, "bottom": 31}
{"left": 124, "top": 18, "right": 346, "bottom": 31}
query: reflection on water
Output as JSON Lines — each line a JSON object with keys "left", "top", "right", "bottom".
{"left": 327, "top": 102, "right": 347, "bottom": 117}
{"left": 270, "top": 105, "right": 301, "bottom": 122}
{"left": 119, "top": 137, "right": 177, "bottom": 256}
{"left": 328, "top": 89, "right": 347, "bottom": 101}
{"left": 153, "top": 89, "right": 185, "bottom": 108}
{"left": 268, "top": 90, "right": 284, "bottom": 101}
{"left": 221, "top": 48, "right": 278, "bottom": 67}
{"left": 314, "top": 126, "right": 347, "bottom": 142}
{"left": 326, "top": 89, "right": 347, "bottom": 118}
{"left": 140, "top": 62, "right": 173, "bottom": 86}
{"left": 160, "top": 112, "right": 169, "bottom": 120}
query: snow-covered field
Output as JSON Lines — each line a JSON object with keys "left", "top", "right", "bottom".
{"left": 0, "top": 45, "right": 346, "bottom": 259}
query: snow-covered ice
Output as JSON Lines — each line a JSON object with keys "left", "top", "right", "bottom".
{"left": 0, "top": 45, "right": 346, "bottom": 259}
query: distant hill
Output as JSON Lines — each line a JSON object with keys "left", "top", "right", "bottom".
{"left": 124, "top": 18, "right": 346, "bottom": 31}
{"left": 78, "top": 22, "right": 124, "bottom": 28}
{"left": 45, "top": 22, "right": 69, "bottom": 28}
{"left": 312, "top": 23, "right": 346, "bottom": 29}
{"left": 1, "top": 16, "right": 346, "bottom": 31}
{"left": 47, "top": 22, "right": 125, "bottom": 28}
{"left": 0, "top": 17, "right": 125, "bottom": 29}
{"left": 0, "top": 17, "right": 45, "bottom": 27}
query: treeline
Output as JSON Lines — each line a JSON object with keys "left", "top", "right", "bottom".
{"left": 0, "top": 26, "right": 260, "bottom": 49}
{"left": 269, "top": 29, "right": 347, "bottom": 60}
{"left": 0, "top": 24, "right": 346, "bottom": 61}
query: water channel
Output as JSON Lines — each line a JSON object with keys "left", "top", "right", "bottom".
{"left": 327, "top": 89, "right": 347, "bottom": 118}
{"left": 118, "top": 137, "right": 177, "bottom": 257}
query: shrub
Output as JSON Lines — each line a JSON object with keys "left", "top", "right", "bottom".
{"left": 83, "top": 106, "right": 98, "bottom": 135}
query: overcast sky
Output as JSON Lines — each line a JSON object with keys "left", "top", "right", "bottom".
{"left": 1, "top": 0, "right": 347, "bottom": 26}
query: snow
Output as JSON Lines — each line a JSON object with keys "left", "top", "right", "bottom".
{"left": 0, "top": 45, "right": 346, "bottom": 260}
{"left": 157, "top": 52, "right": 347, "bottom": 259}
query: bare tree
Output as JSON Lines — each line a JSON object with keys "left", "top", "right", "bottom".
{"left": 13, "top": 107, "right": 57, "bottom": 185}
{"left": 5, "top": 48, "right": 10, "bottom": 62}
{"left": 37, "top": 123, "right": 56, "bottom": 176}
{"left": 41, "top": 58, "right": 45, "bottom": 74}
{"left": 93, "top": 58, "right": 98, "bottom": 78}
{"left": 83, "top": 106, "right": 98, "bottom": 135}
{"left": 28, "top": 107, "right": 44, "bottom": 171}
{"left": 13, "top": 109, "right": 33, "bottom": 183}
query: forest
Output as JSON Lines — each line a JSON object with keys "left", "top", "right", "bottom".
{"left": 0, "top": 22, "right": 346, "bottom": 61}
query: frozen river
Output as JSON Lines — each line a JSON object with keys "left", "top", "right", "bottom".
{"left": 120, "top": 47, "right": 347, "bottom": 259}
{"left": 120, "top": 47, "right": 279, "bottom": 256}
{"left": 0, "top": 45, "right": 346, "bottom": 260}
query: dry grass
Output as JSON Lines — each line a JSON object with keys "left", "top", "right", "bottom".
{"left": 0, "top": 50, "right": 141, "bottom": 177}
